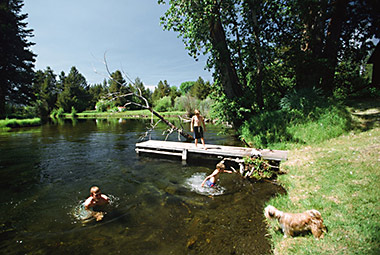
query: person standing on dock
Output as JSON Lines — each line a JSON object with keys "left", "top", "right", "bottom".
{"left": 191, "top": 109, "right": 207, "bottom": 149}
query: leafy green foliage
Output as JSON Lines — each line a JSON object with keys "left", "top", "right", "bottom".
{"left": 243, "top": 156, "right": 274, "bottom": 180}
{"left": 179, "top": 81, "right": 195, "bottom": 95}
{"left": 50, "top": 107, "right": 64, "bottom": 118}
{"left": 173, "top": 95, "right": 198, "bottom": 116}
{"left": 159, "top": 0, "right": 379, "bottom": 128}
{"left": 154, "top": 96, "right": 172, "bottom": 112}
{"left": 152, "top": 80, "right": 171, "bottom": 103}
{"left": 95, "top": 100, "right": 114, "bottom": 112}
{"left": 32, "top": 67, "right": 58, "bottom": 117}
{"left": 280, "top": 87, "right": 325, "bottom": 113}
{"left": 56, "top": 67, "right": 90, "bottom": 112}
{"left": 240, "top": 102, "right": 352, "bottom": 149}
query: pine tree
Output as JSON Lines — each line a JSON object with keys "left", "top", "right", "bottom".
{"left": 33, "top": 67, "right": 58, "bottom": 117}
{"left": 56, "top": 66, "right": 90, "bottom": 112}
{"left": 0, "top": 0, "right": 36, "bottom": 118}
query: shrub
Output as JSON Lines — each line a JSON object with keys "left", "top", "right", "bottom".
{"left": 50, "top": 107, "right": 65, "bottom": 118}
{"left": 71, "top": 106, "right": 77, "bottom": 117}
{"left": 154, "top": 96, "right": 172, "bottom": 112}
{"left": 96, "top": 100, "right": 114, "bottom": 112}
{"left": 240, "top": 102, "right": 352, "bottom": 149}
{"left": 173, "top": 95, "right": 199, "bottom": 116}
{"left": 280, "top": 87, "right": 325, "bottom": 113}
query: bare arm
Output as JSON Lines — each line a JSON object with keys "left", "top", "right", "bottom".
{"left": 190, "top": 116, "right": 194, "bottom": 132}
{"left": 201, "top": 169, "right": 218, "bottom": 186}
{"left": 201, "top": 176, "right": 211, "bottom": 187}
{"left": 84, "top": 197, "right": 93, "bottom": 210}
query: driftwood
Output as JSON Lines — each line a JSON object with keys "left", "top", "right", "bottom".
{"left": 99, "top": 53, "right": 193, "bottom": 141}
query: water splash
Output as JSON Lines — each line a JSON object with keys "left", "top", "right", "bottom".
{"left": 184, "top": 173, "right": 225, "bottom": 196}
{"left": 71, "top": 201, "right": 93, "bottom": 222}
{"left": 71, "top": 194, "right": 120, "bottom": 223}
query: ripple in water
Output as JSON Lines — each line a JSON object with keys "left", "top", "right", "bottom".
{"left": 184, "top": 173, "right": 226, "bottom": 196}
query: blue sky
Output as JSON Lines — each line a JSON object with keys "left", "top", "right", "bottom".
{"left": 23, "top": 0, "right": 212, "bottom": 90}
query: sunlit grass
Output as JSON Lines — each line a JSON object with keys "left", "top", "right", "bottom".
{"left": 266, "top": 128, "right": 380, "bottom": 254}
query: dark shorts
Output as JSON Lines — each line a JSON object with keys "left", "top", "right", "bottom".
{"left": 193, "top": 126, "right": 204, "bottom": 139}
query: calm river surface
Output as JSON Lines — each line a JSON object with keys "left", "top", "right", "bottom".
{"left": 0, "top": 118, "right": 282, "bottom": 254}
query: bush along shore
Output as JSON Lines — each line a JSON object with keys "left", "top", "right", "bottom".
{"left": 263, "top": 101, "right": 380, "bottom": 254}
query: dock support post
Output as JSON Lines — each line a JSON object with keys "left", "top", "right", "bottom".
{"left": 182, "top": 149, "right": 187, "bottom": 161}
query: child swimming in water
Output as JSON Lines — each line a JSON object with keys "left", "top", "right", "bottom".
{"left": 201, "top": 163, "right": 233, "bottom": 188}
{"left": 84, "top": 186, "right": 109, "bottom": 221}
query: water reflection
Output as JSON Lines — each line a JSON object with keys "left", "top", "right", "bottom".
{"left": 0, "top": 118, "right": 282, "bottom": 254}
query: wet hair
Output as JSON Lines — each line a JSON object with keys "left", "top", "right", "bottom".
{"left": 216, "top": 163, "right": 225, "bottom": 170}
{"left": 90, "top": 186, "right": 100, "bottom": 194}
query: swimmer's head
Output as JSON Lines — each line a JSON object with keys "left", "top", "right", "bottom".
{"left": 194, "top": 109, "right": 200, "bottom": 115}
{"left": 216, "top": 163, "right": 225, "bottom": 170}
{"left": 90, "top": 186, "right": 101, "bottom": 195}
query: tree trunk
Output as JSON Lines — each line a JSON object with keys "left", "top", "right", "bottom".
{"left": 246, "top": 2, "right": 265, "bottom": 109}
{"left": 209, "top": 5, "right": 244, "bottom": 100}
{"left": 321, "top": 0, "right": 349, "bottom": 95}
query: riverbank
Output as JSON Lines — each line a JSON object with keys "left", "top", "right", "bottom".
{"left": 73, "top": 110, "right": 187, "bottom": 119}
{"left": 0, "top": 118, "right": 41, "bottom": 131}
{"left": 265, "top": 101, "right": 380, "bottom": 254}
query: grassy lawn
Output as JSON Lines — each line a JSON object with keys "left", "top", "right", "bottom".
{"left": 266, "top": 101, "right": 380, "bottom": 254}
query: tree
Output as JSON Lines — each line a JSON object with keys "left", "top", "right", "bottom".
{"left": 179, "top": 81, "right": 195, "bottom": 95}
{"left": 0, "top": 0, "right": 36, "bottom": 118}
{"left": 191, "top": 77, "right": 211, "bottom": 100}
{"left": 159, "top": 0, "right": 379, "bottom": 128}
{"left": 108, "top": 70, "right": 128, "bottom": 106}
{"left": 33, "top": 67, "right": 58, "bottom": 117}
{"left": 152, "top": 80, "right": 171, "bottom": 103}
{"left": 56, "top": 66, "right": 90, "bottom": 112}
{"left": 129, "top": 77, "right": 152, "bottom": 109}
{"left": 88, "top": 79, "right": 108, "bottom": 109}
{"left": 169, "top": 86, "right": 181, "bottom": 104}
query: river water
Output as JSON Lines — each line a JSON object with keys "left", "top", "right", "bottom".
{"left": 0, "top": 118, "right": 283, "bottom": 255}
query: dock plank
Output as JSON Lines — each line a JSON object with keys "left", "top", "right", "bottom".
{"left": 135, "top": 140, "right": 287, "bottom": 162}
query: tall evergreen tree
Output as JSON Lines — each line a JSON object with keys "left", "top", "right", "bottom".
{"left": 33, "top": 67, "right": 58, "bottom": 117}
{"left": 88, "top": 79, "right": 108, "bottom": 109}
{"left": 130, "top": 77, "right": 152, "bottom": 107}
{"left": 191, "top": 77, "right": 211, "bottom": 100}
{"left": 152, "top": 80, "right": 171, "bottom": 103}
{"left": 108, "top": 70, "right": 128, "bottom": 106}
{"left": 56, "top": 66, "right": 90, "bottom": 112}
{"left": 0, "top": 0, "right": 36, "bottom": 118}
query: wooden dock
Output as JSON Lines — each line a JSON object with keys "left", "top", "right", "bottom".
{"left": 135, "top": 140, "right": 287, "bottom": 162}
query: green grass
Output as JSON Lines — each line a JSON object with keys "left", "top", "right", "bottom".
{"left": 265, "top": 127, "right": 380, "bottom": 254}
{"left": 0, "top": 118, "right": 41, "bottom": 131}
{"left": 239, "top": 104, "right": 352, "bottom": 150}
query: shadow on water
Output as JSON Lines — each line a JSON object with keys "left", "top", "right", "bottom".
{"left": 0, "top": 118, "right": 285, "bottom": 254}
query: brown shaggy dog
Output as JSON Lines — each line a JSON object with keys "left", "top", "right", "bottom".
{"left": 264, "top": 205, "right": 326, "bottom": 239}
